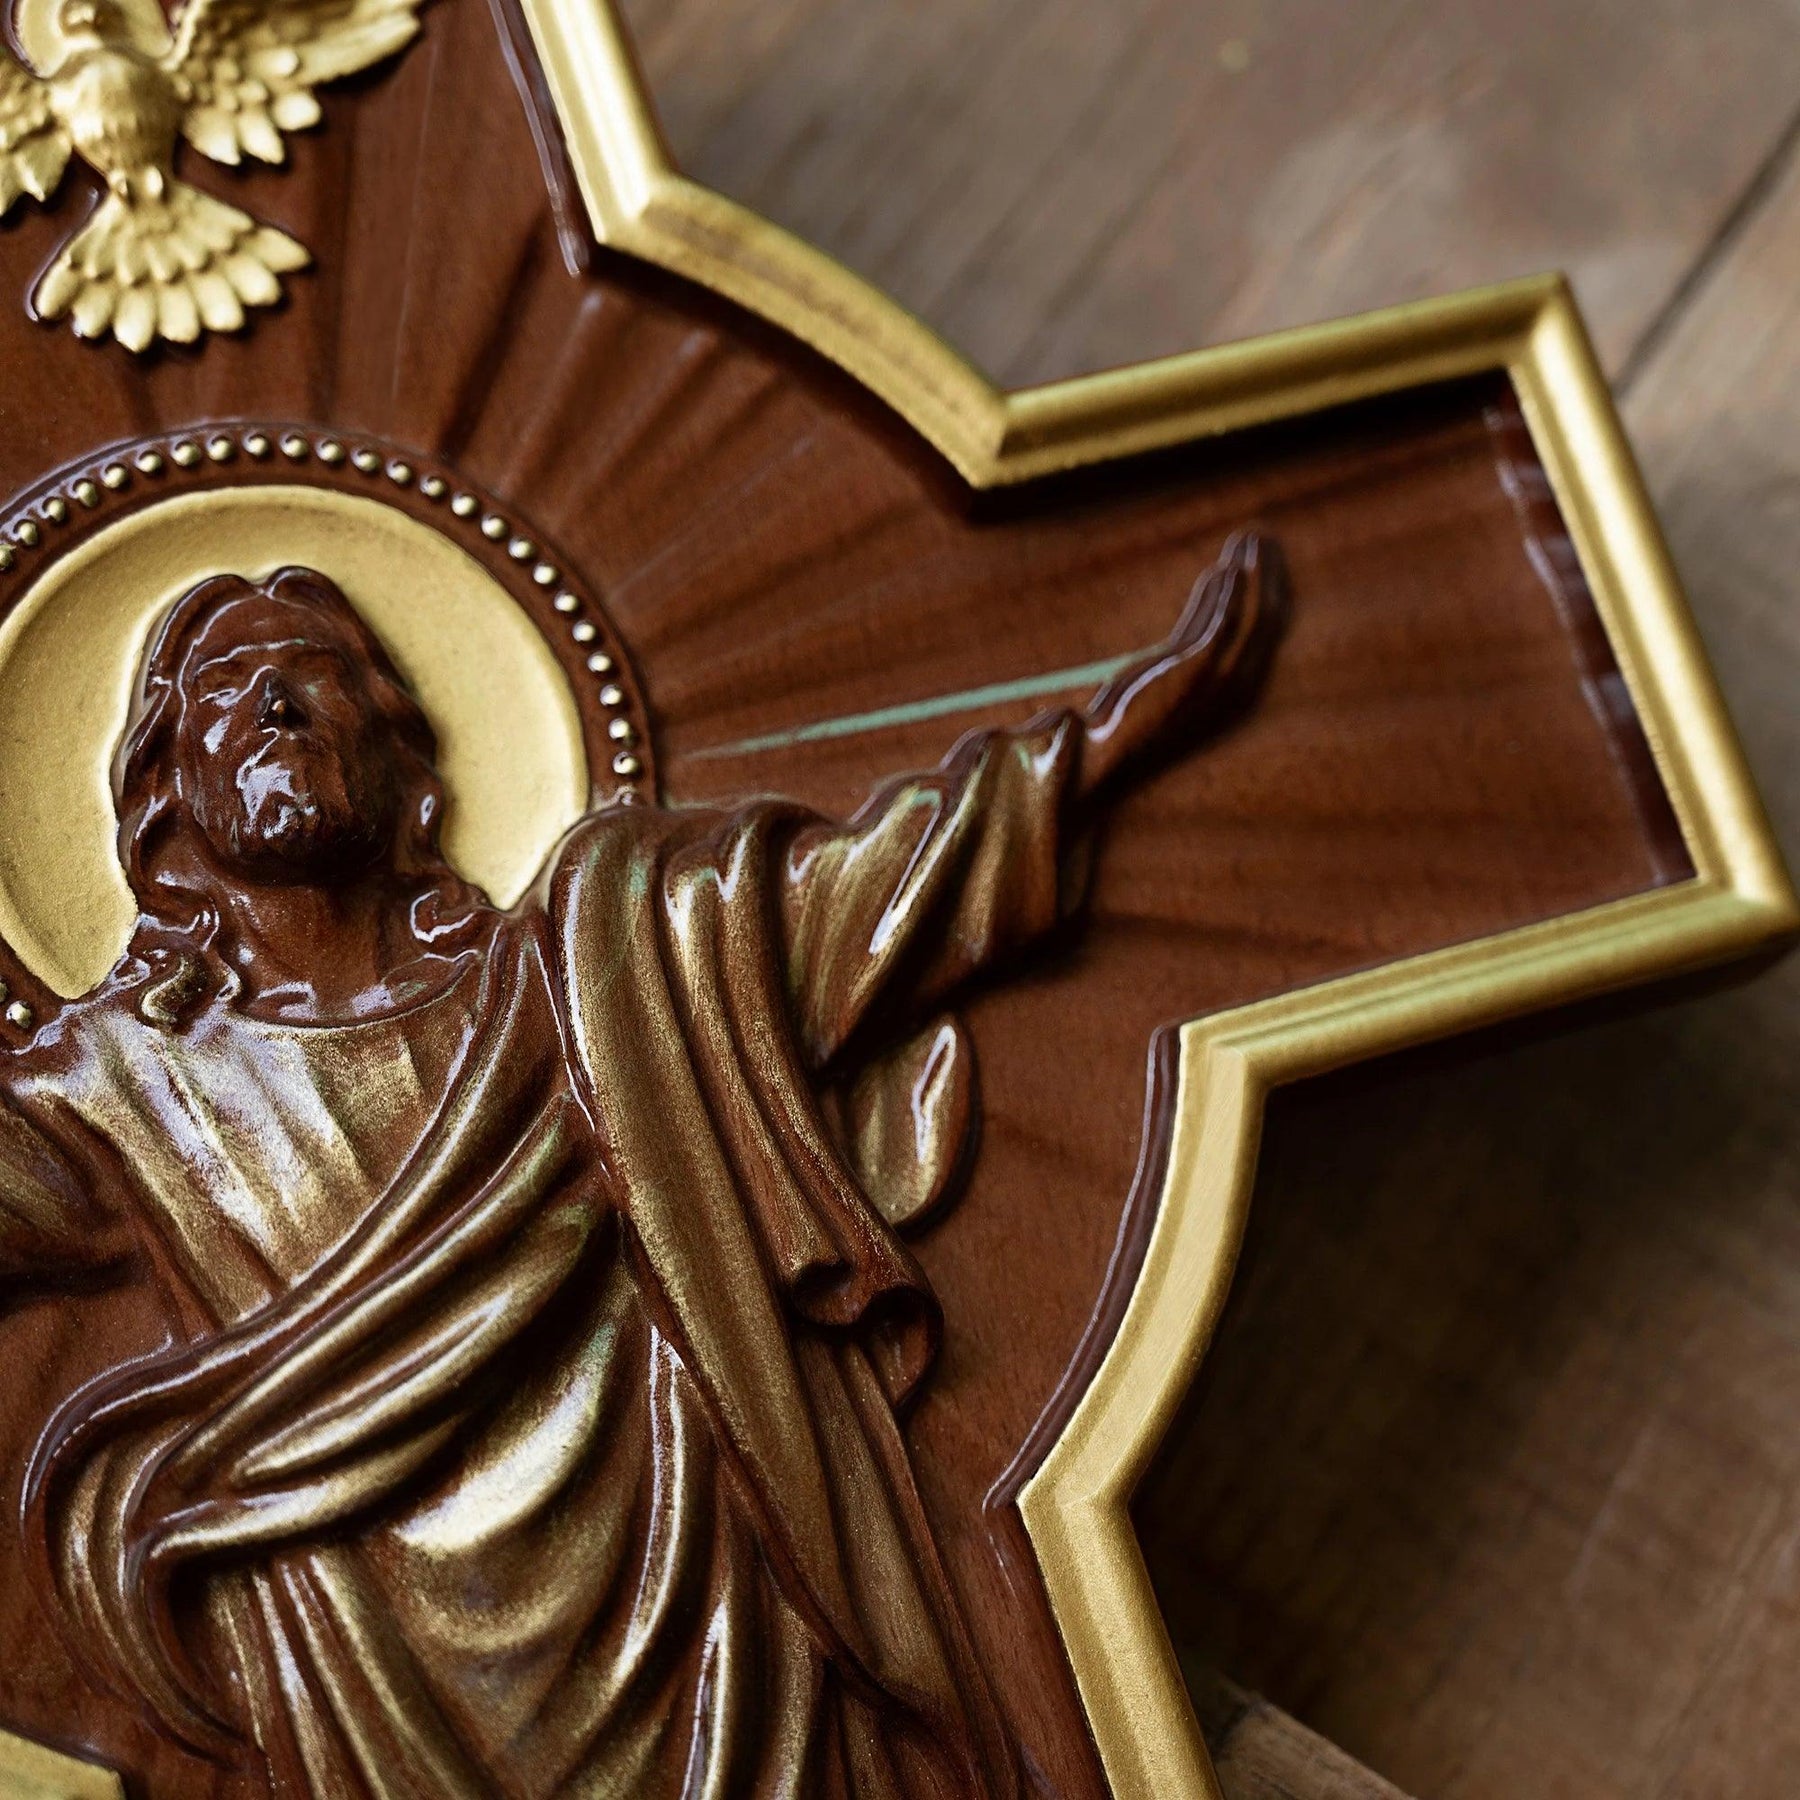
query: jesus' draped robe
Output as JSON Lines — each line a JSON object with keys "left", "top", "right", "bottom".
{"left": 0, "top": 711, "right": 1086, "bottom": 1800}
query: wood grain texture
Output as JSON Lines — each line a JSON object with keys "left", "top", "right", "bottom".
{"left": 610, "top": 5, "right": 1800, "bottom": 1798}
{"left": 0, "top": 4, "right": 1712, "bottom": 1796}
{"left": 1139, "top": 50, "right": 1800, "bottom": 1800}
{"left": 618, "top": 0, "right": 1800, "bottom": 382}
{"left": 1189, "top": 1669, "right": 1411, "bottom": 1800}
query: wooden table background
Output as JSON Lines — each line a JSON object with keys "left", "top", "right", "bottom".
{"left": 618, "top": 5, "right": 1800, "bottom": 1795}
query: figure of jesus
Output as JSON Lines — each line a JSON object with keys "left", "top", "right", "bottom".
{"left": 0, "top": 536, "right": 1282, "bottom": 1799}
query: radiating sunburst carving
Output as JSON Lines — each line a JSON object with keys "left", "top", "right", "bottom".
{"left": 0, "top": 0, "right": 423, "bottom": 350}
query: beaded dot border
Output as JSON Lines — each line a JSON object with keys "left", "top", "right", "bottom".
{"left": 0, "top": 425, "right": 657, "bottom": 1036}
{"left": 1, "top": 425, "right": 648, "bottom": 781}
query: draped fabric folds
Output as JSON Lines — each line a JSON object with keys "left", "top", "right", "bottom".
{"left": 0, "top": 714, "right": 1083, "bottom": 1799}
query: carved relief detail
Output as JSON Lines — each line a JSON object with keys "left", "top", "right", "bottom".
{"left": 0, "top": 423, "right": 651, "bottom": 777}
{"left": 0, "top": 428, "right": 652, "bottom": 1060}
{"left": 0, "top": 0, "right": 424, "bottom": 350}
{"left": 0, "top": 529, "right": 1284, "bottom": 1797}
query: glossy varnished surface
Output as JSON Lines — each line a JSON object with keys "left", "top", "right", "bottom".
{"left": 0, "top": 2, "right": 1697, "bottom": 1794}
{"left": 602, "top": 4, "right": 1800, "bottom": 1797}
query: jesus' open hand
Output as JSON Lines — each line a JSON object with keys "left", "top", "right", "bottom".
{"left": 1075, "top": 530, "right": 1289, "bottom": 806}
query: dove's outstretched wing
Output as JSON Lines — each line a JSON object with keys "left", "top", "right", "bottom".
{"left": 0, "top": 49, "right": 69, "bottom": 217}
{"left": 162, "top": 0, "right": 425, "bottom": 167}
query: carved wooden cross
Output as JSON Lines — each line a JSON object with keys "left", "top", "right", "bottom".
{"left": 0, "top": 3, "right": 1787, "bottom": 1798}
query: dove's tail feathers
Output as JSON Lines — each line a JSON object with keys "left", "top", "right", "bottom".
{"left": 32, "top": 181, "right": 309, "bottom": 352}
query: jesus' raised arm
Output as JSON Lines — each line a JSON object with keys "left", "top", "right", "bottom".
{"left": 776, "top": 531, "right": 1287, "bottom": 1072}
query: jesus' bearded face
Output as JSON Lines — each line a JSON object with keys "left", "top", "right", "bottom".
{"left": 174, "top": 595, "right": 404, "bottom": 884}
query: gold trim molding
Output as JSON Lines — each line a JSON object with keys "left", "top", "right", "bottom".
{"left": 515, "top": 4, "right": 1797, "bottom": 1797}
{"left": 518, "top": 0, "right": 1618, "bottom": 487}
{"left": 0, "top": 6, "right": 1780, "bottom": 1798}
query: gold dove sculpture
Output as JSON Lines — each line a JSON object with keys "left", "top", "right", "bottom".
{"left": 0, "top": 0, "right": 423, "bottom": 350}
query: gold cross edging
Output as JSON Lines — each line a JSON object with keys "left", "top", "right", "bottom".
{"left": 0, "top": 6, "right": 1787, "bottom": 1798}
{"left": 516, "top": 3, "right": 1797, "bottom": 1797}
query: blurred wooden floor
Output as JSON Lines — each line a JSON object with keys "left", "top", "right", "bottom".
{"left": 619, "top": 5, "right": 1800, "bottom": 1796}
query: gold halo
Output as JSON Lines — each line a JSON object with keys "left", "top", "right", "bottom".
{"left": 14, "top": 0, "right": 170, "bottom": 70}
{"left": 0, "top": 484, "right": 589, "bottom": 998}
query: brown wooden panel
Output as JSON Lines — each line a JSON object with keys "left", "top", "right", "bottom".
{"left": 648, "top": 363, "right": 1690, "bottom": 1790}
{"left": 1136, "top": 96, "right": 1800, "bottom": 1800}
{"left": 619, "top": 0, "right": 1800, "bottom": 381}
{"left": 594, "top": 3, "right": 1800, "bottom": 1796}
{"left": 1193, "top": 1668, "right": 1413, "bottom": 1800}
{"left": 0, "top": 3, "right": 1711, "bottom": 1794}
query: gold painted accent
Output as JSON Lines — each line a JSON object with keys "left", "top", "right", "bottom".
{"left": 13, "top": 520, "right": 39, "bottom": 547}
{"left": 386, "top": 459, "right": 413, "bottom": 485}
{"left": 133, "top": 449, "right": 163, "bottom": 475}
{"left": 317, "top": 439, "right": 344, "bottom": 465}
{"left": 41, "top": 496, "right": 66, "bottom": 522}
{"left": 243, "top": 431, "right": 271, "bottom": 458}
{"left": 516, "top": 4, "right": 1800, "bottom": 1796}
{"left": 280, "top": 433, "right": 309, "bottom": 459}
{"left": 0, "top": 485, "right": 590, "bottom": 996}
{"left": 99, "top": 463, "right": 126, "bottom": 489}
{"left": 14, "top": 0, "right": 165, "bottom": 70}
{"left": 205, "top": 434, "right": 233, "bottom": 462}
{"left": 352, "top": 448, "right": 380, "bottom": 472}
{"left": 0, "top": 545, "right": 13, "bottom": 571}
{"left": 0, "top": 0, "right": 425, "bottom": 351}
{"left": 170, "top": 440, "right": 199, "bottom": 468}
{"left": 516, "top": 0, "right": 1731, "bottom": 489}
{"left": 420, "top": 473, "right": 447, "bottom": 499}
{"left": 0, "top": 1727, "right": 122, "bottom": 1797}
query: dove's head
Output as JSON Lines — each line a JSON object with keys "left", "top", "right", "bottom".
{"left": 18, "top": 0, "right": 169, "bottom": 68}
{"left": 54, "top": 0, "right": 115, "bottom": 40}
